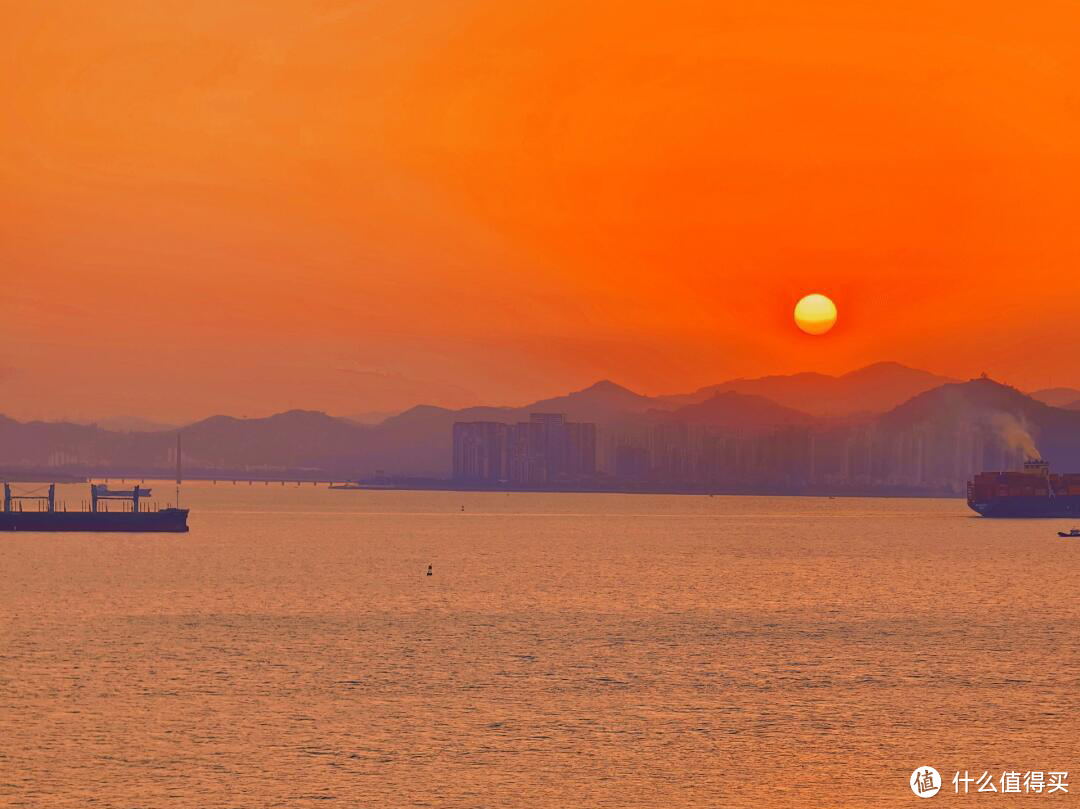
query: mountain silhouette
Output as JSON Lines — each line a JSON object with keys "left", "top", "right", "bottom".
{"left": 672, "top": 362, "right": 956, "bottom": 416}
{"left": 660, "top": 391, "right": 813, "bottom": 431}
{"left": 526, "top": 379, "right": 665, "bottom": 419}
{"left": 1030, "top": 387, "right": 1080, "bottom": 408}
{"left": 882, "top": 377, "right": 1058, "bottom": 426}
{"left": 89, "top": 416, "right": 177, "bottom": 433}
{"left": 178, "top": 410, "right": 369, "bottom": 472}
{"left": 5, "top": 369, "right": 1080, "bottom": 486}
{"left": 878, "top": 377, "right": 1080, "bottom": 471}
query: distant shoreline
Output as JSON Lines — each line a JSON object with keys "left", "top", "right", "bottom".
{"left": 0, "top": 469, "right": 964, "bottom": 498}
{"left": 323, "top": 481, "right": 965, "bottom": 499}
{"left": 3, "top": 474, "right": 959, "bottom": 499}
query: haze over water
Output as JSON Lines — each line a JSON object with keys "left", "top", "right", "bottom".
{"left": 2, "top": 486, "right": 1078, "bottom": 807}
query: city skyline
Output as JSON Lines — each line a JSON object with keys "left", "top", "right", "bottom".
{"left": 5, "top": 369, "right": 1080, "bottom": 497}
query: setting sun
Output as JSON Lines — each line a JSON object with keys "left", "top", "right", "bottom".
{"left": 794, "top": 294, "right": 838, "bottom": 335}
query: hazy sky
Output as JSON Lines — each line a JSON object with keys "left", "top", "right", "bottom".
{"left": 4, "top": 0, "right": 1080, "bottom": 422}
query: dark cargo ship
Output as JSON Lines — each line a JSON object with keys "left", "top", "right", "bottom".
{"left": 967, "top": 459, "right": 1080, "bottom": 518}
{"left": 1, "top": 483, "right": 189, "bottom": 532}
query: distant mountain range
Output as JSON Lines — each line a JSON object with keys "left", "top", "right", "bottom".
{"left": 657, "top": 391, "right": 814, "bottom": 430}
{"left": 3, "top": 364, "right": 1080, "bottom": 491}
{"left": 664, "top": 361, "right": 957, "bottom": 416}
{"left": 86, "top": 416, "right": 177, "bottom": 433}
{"left": 1030, "top": 387, "right": 1080, "bottom": 410}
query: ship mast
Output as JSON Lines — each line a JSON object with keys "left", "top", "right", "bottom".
{"left": 176, "top": 432, "right": 182, "bottom": 508}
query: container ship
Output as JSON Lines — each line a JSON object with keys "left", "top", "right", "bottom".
{"left": 1, "top": 483, "right": 188, "bottom": 532}
{"left": 967, "top": 459, "right": 1080, "bottom": 518}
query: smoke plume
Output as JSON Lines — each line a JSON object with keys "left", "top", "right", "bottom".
{"left": 989, "top": 413, "right": 1040, "bottom": 460}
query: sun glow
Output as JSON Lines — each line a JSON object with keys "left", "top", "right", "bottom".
{"left": 794, "top": 294, "right": 837, "bottom": 335}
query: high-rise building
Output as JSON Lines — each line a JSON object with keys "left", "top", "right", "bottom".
{"left": 452, "top": 422, "right": 509, "bottom": 482}
{"left": 615, "top": 445, "right": 650, "bottom": 481}
{"left": 563, "top": 420, "right": 597, "bottom": 478}
{"left": 452, "top": 413, "right": 596, "bottom": 484}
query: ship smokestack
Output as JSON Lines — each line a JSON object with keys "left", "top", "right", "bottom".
{"left": 1023, "top": 458, "right": 1050, "bottom": 477}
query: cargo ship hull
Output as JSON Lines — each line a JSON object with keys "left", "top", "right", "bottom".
{"left": 968, "top": 496, "right": 1080, "bottom": 518}
{"left": 967, "top": 461, "right": 1080, "bottom": 518}
{"left": 0, "top": 509, "right": 189, "bottom": 532}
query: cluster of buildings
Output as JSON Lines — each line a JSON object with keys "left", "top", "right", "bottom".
{"left": 604, "top": 424, "right": 819, "bottom": 489}
{"left": 454, "top": 412, "right": 1036, "bottom": 494}
{"left": 452, "top": 413, "right": 597, "bottom": 485}
{"left": 604, "top": 421, "right": 1033, "bottom": 493}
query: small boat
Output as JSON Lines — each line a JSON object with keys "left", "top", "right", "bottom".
{"left": 1058, "top": 528, "right": 1080, "bottom": 538}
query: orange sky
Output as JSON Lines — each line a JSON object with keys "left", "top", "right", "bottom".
{"left": 4, "top": 0, "right": 1080, "bottom": 422}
